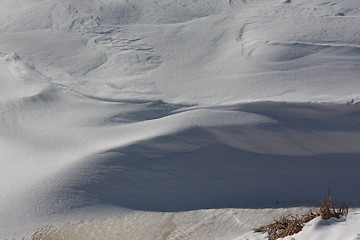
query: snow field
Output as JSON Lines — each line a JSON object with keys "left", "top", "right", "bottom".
{"left": 0, "top": 0, "right": 360, "bottom": 239}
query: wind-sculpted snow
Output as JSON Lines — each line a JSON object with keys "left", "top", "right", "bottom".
{"left": 0, "top": 0, "right": 360, "bottom": 239}
{"left": 1, "top": 0, "right": 359, "bottom": 104}
{"left": 0, "top": 0, "right": 237, "bottom": 32}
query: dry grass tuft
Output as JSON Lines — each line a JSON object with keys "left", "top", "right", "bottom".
{"left": 319, "top": 192, "right": 348, "bottom": 220}
{"left": 254, "top": 211, "right": 319, "bottom": 240}
{"left": 254, "top": 192, "right": 348, "bottom": 240}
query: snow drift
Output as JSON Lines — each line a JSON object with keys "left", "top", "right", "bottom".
{"left": 0, "top": 0, "right": 360, "bottom": 239}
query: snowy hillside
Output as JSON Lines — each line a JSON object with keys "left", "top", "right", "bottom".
{"left": 0, "top": 0, "right": 359, "bottom": 239}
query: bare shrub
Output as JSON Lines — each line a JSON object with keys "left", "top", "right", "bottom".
{"left": 254, "top": 192, "right": 348, "bottom": 240}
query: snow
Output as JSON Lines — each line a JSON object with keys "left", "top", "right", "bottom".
{"left": 0, "top": 0, "right": 359, "bottom": 239}
{"left": 30, "top": 207, "right": 314, "bottom": 240}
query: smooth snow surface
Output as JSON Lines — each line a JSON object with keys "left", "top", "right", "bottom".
{"left": 0, "top": 0, "right": 360, "bottom": 239}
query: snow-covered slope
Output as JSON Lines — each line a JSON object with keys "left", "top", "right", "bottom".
{"left": 0, "top": 0, "right": 359, "bottom": 239}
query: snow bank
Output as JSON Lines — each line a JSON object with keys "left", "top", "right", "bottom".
{"left": 29, "top": 208, "right": 312, "bottom": 240}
